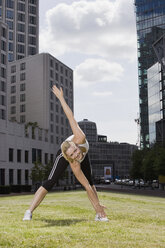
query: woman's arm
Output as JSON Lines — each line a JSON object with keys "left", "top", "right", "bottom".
{"left": 52, "top": 85, "right": 85, "bottom": 144}
{"left": 70, "top": 161, "right": 107, "bottom": 217}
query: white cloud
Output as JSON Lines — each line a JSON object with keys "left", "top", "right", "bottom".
{"left": 74, "top": 58, "right": 124, "bottom": 87}
{"left": 92, "top": 91, "right": 112, "bottom": 96}
{"left": 39, "top": 0, "right": 137, "bottom": 61}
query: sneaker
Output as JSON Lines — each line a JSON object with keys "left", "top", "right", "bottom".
{"left": 23, "top": 210, "right": 32, "bottom": 221}
{"left": 95, "top": 214, "right": 109, "bottom": 222}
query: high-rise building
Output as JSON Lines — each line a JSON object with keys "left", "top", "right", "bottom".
{"left": 7, "top": 53, "right": 73, "bottom": 151}
{"left": 0, "top": 21, "right": 8, "bottom": 121}
{"left": 134, "top": 0, "right": 165, "bottom": 148}
{"left": 148, "top": 62, "right": 165, "bottom": 144}
{"left": 79, "top": 119, "right": 137, "bottom": 179}
{"left": 0, "top": 0, "right": 39, "bottom": 62}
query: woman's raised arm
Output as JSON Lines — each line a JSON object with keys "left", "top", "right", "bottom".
{"left": 52, "top": 85, "right": 85, "bottom": 144}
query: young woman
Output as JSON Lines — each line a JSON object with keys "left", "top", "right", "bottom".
{"left": 23, "top": 85, "right": 108, "bottom": 222}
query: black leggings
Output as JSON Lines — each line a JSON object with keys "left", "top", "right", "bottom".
{"left": 42, "top": 149, "right": 93, "bottom": 191}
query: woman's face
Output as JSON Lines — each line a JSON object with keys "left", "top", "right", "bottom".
{"left": 66, "top": 143, "right": 83, "bottom": 162}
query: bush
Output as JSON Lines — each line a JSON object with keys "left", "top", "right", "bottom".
{"left": 21, "top": 185, "right": 32, "bottom": 192}
{"left": 0, "top": 186, "right": 11, "bottom": 194}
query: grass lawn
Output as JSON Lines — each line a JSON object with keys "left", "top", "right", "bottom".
{"left": 0, "top": 190, "right": 165, "bottom": 248}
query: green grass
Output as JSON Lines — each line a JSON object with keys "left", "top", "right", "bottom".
{"left": 0, "top": 190, "right": 165, "bottom": 248}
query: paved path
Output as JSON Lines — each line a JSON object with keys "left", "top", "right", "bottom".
{"left": 96, "top": 183, "right": 165, "bottom": 198}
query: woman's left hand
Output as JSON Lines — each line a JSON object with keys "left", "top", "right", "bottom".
{"left": 52, "top": 85, "right": 63, "bottom": 100}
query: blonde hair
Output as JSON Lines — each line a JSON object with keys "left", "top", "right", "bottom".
{"left": 61, "top": 141, "right": 74, "bottom": 163}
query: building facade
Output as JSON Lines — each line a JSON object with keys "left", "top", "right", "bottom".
{"left": 7, "top": 53, "right": 73, "bottom": 154}
{"left": 79, "top": 119, "right": 137, "bottom": 180}
{"left": 148, "top": 62, "right": 165, "bottom": 144}
{"left": 0, "top": 21, "right": 8, "bottom": 121}
{"left": 134, "top": 0, "right": 165, "bottom": 148}
{"left": 0, "top": 0, "right": 39, "bottom": 62}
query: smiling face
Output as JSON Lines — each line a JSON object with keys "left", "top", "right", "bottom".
{"left": 66, "top": 142, "right": 83, "bottom": 162}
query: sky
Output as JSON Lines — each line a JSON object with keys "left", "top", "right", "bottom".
{"left": 39, "top": 0, "right": 139, "bottom": 145}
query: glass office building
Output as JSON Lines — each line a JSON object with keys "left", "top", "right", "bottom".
{"left": 134, "top": 0, "right": 165, "bottom": 148}
{"left": 0, "top": 0, "right": 39, "bottom": 62}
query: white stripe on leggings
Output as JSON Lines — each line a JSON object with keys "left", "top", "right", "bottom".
{"left": 48, "top": 153, "right": 63, "bottom": 180}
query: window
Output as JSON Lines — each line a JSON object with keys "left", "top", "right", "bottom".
{"left": 11, "top": 65, "right": 16, "bottom": 73}
{"left": 17, "top": 2, "right": 25, "bottom": 11}
{"left": 1, "top": 54, "right": 6, "bottom": 65}
{"left": 29, "top": 0, "right": 37, "bottom": 4}
{"left": 45, "top": 153, "right": 48, "bottom": 164}
{"left": 20, "top": 83, "right": 25, "bottom": 91}
{"left": 50, "top": 154, "right": 54, "bottom": 163}
{"left": 10, "top": 106, "right": 16, "bottom": 114}
{"left": 17, "top": 44, "right": 25, "bottom": 53}
{"left": 28, "top": 36, "right": 36, "bottom": 45}
{"left": 1, "top": 68, "right": 6, "bottom": 78}
{"left": 29, "top": 16, "right": 36, "bottom": 25}
{"left": 17, "top": 34, "right": 25, "bottom": 43}
{"left": 32, "top": 148, "right": 42, "bottom": 163}
{"left": 25, "top": 151, "right": 29, "bottom": 163}
{"left": 20, "top": 73, "right": 26, "bottom": 81}
{"left": 28, "top": 46, "right": 36, "bottom": 55}
{"left": 6, "top": 0, "right": 14, "bottom": 8}
{"left": 6, "top": 9, "right": 14, "bottom": 19}
{"left": 9, "top": 42, "right": 13, "bottom": 51}
{"left": 20, "top": 93, "right": 25, "bottom": 102}
{"left": 0, "top": 109, "right": 5, "bottom": 120}
{"left": 55, "top": 73, "right": 59, "bottom": 81}
{"left": 11, "top": 85, "right": 16, "bottom": 93}
{"left": 20, "top": 115, "right": 25, "bottom": 123}
{"left": 29, "top": 5, "right": 36, "bottom": 14}
{"left": 17, "top": 23, "right": 25, "bottom": 32}
{"left": 1, "top": 27, "right": 6, "bottom": 38}
{"left": 9, "top": 169, "right": 14, "bottom": 185}
{"left": 25, "top": 170, "right": 29, "bottom": 185}
{"left": 0, "top": 169, "right": 5, "bottom": 185}
{"left": 0, "top": 95, "right": 5, "bottom": 106}
{"left": 50, "top": 102, "right": 54, "bottom": 110}
{"left": 20, "top": 62, "right": 26, "bottom": 70}
{"left": 1, "top": 81, "right": 5, "bottom": 92}
{"left": 55, "top": 63, "right": 59, "bottom": 71}
{"left": 50, "top": 59, "right": 53, "bottom": 68}
{"left": 1, "top": 40, "right": 6, "bottom": 51}
{"left": 17, "top": 149, "right": 21, "bottom": 162}
{"left": 50, "top": 70, "right": 54, "bottom": 78}
{"left": 8, "top": 53, "right": 14, "bottom": 62}
{"left": 17, "top": 13, "right": 25, "bottom": 22}
{"left": 6, "top": 20, "right": 13, "bottom": 30}
{"left": 9, "top": 148, "right": 14, "bottom": 162}
{"left": 17, "top": 169, "right": 21, "bottom": 185}
{"left": 11, "top": 95, "right": 16, "bottom": 104}
{"left": 20, "top": 104, "right": 25, "bottom": 113}
{"left": 28, "top": 26, "right": 36, "bottom": 35}
{"left": 11, "top": 75, "right": 16, "bottom": 83}
{"left": 9, "top": 32, "right": 13, "bottom": 40}
{"left": 60, "top": 66, "right": 63, "bottom": 74}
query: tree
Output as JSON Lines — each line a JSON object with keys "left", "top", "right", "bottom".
{"left": 130, "top": 149, "right": 145, "bottom": 180}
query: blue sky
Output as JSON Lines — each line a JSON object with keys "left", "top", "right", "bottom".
{"left": 39, "top": 0, "right": 139, "bottom": 145}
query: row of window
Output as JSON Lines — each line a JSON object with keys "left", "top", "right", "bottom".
{"left": 11, "top": 62, "right": 25, "bottom": 73}
{"left": 0, "top": 168, "right": 29, "bottom": 186}
{"left": 10, "top": 104, "right": 25, "bottom": 114}
{"left": 50, "top": 59, "right": 73, "bottom": 79}
{"left": 9, "top": 148, "right": 54, "bottom": 165}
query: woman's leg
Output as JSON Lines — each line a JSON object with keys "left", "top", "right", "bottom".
{"left": 29, "top": 186, "right": 48, "bottom": 213}
{"left": 23, "top": 150, "right": 69, "bottom": 220}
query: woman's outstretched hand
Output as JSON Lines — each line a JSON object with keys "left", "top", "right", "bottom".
{"left": 52, "top": 85, "right": 63, "bottom": 100}
{"left": 95, "top": 203, "right": 107, "bottom": 218}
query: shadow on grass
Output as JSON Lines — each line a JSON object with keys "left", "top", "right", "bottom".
{"left": 40, "top": 218, "right": 85, "bottom": 227}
